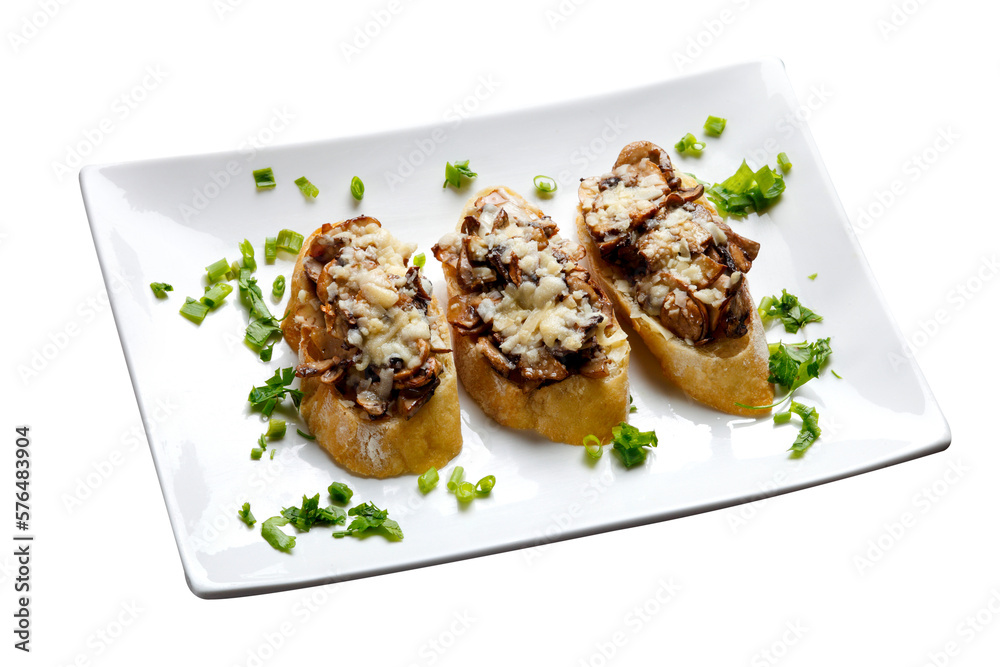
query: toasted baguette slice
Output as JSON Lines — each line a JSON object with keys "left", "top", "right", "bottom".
{"left": 577, "top": 142, "right": 772, "bottom": 417}
{"left": 282, "top": 217, "right": 462, "bottom": 478}
{"left": 434, "top": 186, "right": 630, "bottom": 445}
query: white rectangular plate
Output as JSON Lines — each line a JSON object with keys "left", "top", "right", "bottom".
{"left": 81, "top": 58, "right": 949, "bottom": 598}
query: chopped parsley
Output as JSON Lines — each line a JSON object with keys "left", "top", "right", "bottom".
{"left": 332, "top": 502, "right": 403, "bottom": 541}
{"left": 150, "top": 282, "right": 173, "bottom": 298}
{"left": 767, "top": 338, "right": 833, "bottom": 391}
{"left": 629, "top": 394, "right": 638, "bottom": 413}
{"left": 280, "top": 493, "right": 346, "bottom": 531}
{"left": 774, "top": 402, "right": 821, "bottom": 456}
{"left": 758, "top": 290, "right": 822, "bottom": 333}
{"left": 261, "top": 516, "right": 295, "bottom": 552}
{"left": 443, "top": 160, "right": 477, "bottom": 189}
{"left": 611, "top": 422, "right": 658, "bottom": 469}
{"left": 238, "top": 269, "right": 282, "bottom": 360}
{"left": 706, "top": 160, "right": 786, "bottom": 217}
{"left": 247, "top": 367, "right": 303, "bottom": 419}
{"left": 238, "top": 502, "right": 256, "bottom": 527}
{"left": 296, "top": 428, "right": 316, "bottom": 440}
{"left": 808, "top": 273, "right": 818, "bottom": 281}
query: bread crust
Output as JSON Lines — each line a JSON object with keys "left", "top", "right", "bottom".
{"left": 282, "top": 219, "right": 462, "bottom": 478}
{"left": 440, "top": 186, "right": 630, "bottom": 445}
{"left": 576, "top": 174, "right": 773, "bottom": 417}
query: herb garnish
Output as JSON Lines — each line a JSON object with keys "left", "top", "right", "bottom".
{"left": 758, "top": 290, "right": 822, "bottom": 333}
{"left": 247, "top": 367, "right": 303, "bottom": 418}
{"left": 443, "top": 160, "right": 477, "bottom": 189}
{"left": 332, "top": 503, "right": 403, "bottom": 541}
{"left": 150, "top": 282, "right": 173, "bottom": 298}
{"left": 611, "top": 422, "right": 658, "bottom": 469}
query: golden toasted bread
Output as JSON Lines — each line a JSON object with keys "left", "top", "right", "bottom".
{"left": 433, "top": 186, "right": 630, "bottom": 444}
{"left": 577, "top": 142, "right": 772, "bottom": 416}
{"left": 282, "top": 217, "right": 462, "bottom": 477}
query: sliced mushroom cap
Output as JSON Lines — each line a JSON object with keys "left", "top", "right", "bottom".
{"left": 475, "top": 190, "right": 509, "bottom": 208}
{"left": 658, "top": 280, "right": 710, "bottom": 343}
{"left": 517, "top": 349, "right": 569, "bottom": 383}
{"left": 356, "top": 389, "right": 389, "bottom": 419}
{"left": 613, "top": 140, "right": 674, "bottom": 179}
{"left": 460, "top": 215, "right": 481, "bottom": 236}
{"left": 447, "top": 295, "right": 488, "bottom": 336}
{"left": 477, "top": 337, "right": 515, "bottom": 377}
{"left": 397, "top": 376, "right": 440, "bottom": 419}
{"left": 664, "top": 184, "right": 704, "bottom": 208}
{"left": 717, "top": 284, "right": 753, "bottom": 339}
{"left": 579, "top": 355, "right": 611, "bottom": 378}
{"left": 404, "top": 265, "right": 432, "bottom": 302}
{"left": 295, "top": 358, "right": 336, "bottom": 378}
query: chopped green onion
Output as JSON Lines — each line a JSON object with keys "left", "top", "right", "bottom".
{"left": 294, "top": 176, "right": 319, "bottom": 198}
{"left": 674, "top": 133, "right": 706, "bottom": 156}
{"left": 272, "top": 275, "right": 286, "bottom": 299}
{"left": 628, "top": 394, "right": 637, "bottom": 414}
{"left": 447, "top": 466, "right": 464, "bottom": 492}
{"left": 583, "top": 434, "right": 603, "bottom": 459}
{"left": 443, "top": 160, "right": 477, "bottom": 189}
{"left": 412, "top": 253, "right": 426, "bottom": 269}
{"left": 179, "top": 297, "right": 210, "bottom": 324}
{"left": 456, "top": 481, "right": 475, "bottom": 503}
{"left": 276, "top": 229, "right": 304, "bottom": 254}
{"left": 150, "top": 282, "right": 173, "bottom": 298}
{"left": 261, "top": 516, "right": 296, "bottom": 552}
{"left": 808, "top": 273, "right": 818, "bottom": 281}
{"left": 706, "top": 160, "right": 786, "bottom": 217}
{"left": 773, "top": 411, "right": 792, "bottom": 424}
{"left": 239, "top": 239, "right": 256, "bottom": 272}
{"left": 533, "top": 175, "right": 557, "bottom": 193}
{"left": 205, "top": 258, "right": 230, "bottom": 283}
{"left": 777, "top": 152, "right": 792, "bottom": 173}
{"left": 253, "top": 167, "right": 276, "bottom": 190}
{"left": 266, "top": 419, "right": 286, "bottom": 439}
{"left": 238, "top": 502, "right": 256, "bottom": 527}
{"left": 201, "top": 282, "right": 233, "bottom": 308}
{"left": 703, "top": 115, "right": 727, "bottom": 137}
{"left": 265, "top": 237, "right": 277, "bottom": 263}
{"left": 418, "top": 467, "right": 439, "bottom": 494}
{"left": 328, "top": 482, "right": 354, "bottom": 504}
{"left": 296, "top": 428, "right": 316, "bottom": 440}
{"left": 350, "top": 176, "right": 364, "bottom": 200}
{"left": 475, "top": 475, "right": 495, "bottom": 496}
{"left": 250, "top": 447, "right": 264, "bottom": 460}
{"left": 611, "top": 422, "right": 658, "bottom": 469}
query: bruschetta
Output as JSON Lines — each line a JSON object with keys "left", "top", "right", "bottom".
{"left": 576, "top": 141, "right": 773, "bottom": 416}
{"left": 432, "top": 186, "right": 630, "bottom": 445}
{"left": 281, "top": 217, "right": 462, "bottom": 478}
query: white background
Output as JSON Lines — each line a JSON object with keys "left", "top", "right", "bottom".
{"left": 2, "top": 0, "right": 997, "bottom": 665}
